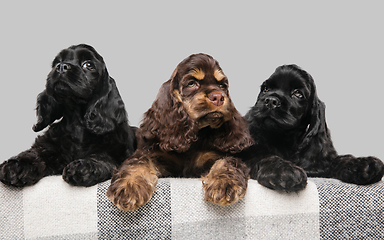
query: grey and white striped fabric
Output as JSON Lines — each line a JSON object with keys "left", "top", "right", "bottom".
{"left": 312, "top": 178, "right": 384, "bottom": 239}
{"left": 1, "top": 176, "right": 383, "bottom": 239}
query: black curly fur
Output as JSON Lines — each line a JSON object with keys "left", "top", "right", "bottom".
{"left": 238, "top": 64, "right": 384, "bottom": 192}
{"left": 0, "top": 44, "right": 136, "bottom": 187}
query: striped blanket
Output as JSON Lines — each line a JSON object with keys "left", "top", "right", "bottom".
{"left": 1, "top": 176, "right": 383, "bottom": 239}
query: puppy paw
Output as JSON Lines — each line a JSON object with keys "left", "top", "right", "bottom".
{"left": 62, "top": 159, "right": 115, "bottom": 187}
{"left": 0, "top": 151, "right": 46, "bottom": 187}
{"left": 106, "top": 164, "right": 158, "bottom": 211}
{"left": 202, "top": 158, "right": 248, "bottom": 206}
{"left": 334, "top": 155, "right": 384, "bottom": 185}
{"left": 257, "top": 156, "right": 307, "bottom": 192}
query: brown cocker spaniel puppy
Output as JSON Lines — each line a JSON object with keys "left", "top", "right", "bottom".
{"left": 239, "top": 64, "right": 384, "bottom": 192}
{"left": 0, "top": 44, "right": 136, "bottom": 187}
{"left": 107, "top": 53, "right": 254, "bottom": 211}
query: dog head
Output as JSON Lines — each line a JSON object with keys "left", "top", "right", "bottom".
{"left": 45, "top": 44, "right": 107, "bottom": 103}
{"left": 33, "top": 44, "right": 127, "bottom": 135}
{"left": 171, "top": 53, "right": 234, "bottom": 129}
{"left": 246, "top": 64, "right": 327, "bottom": 149}
{"left": 247, "top": 64, "right": 317, "bottom": 131}
{"left": 139, "top": 53, "right": 253, "bottom": 153}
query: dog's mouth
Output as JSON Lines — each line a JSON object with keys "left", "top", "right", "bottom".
{"left": 47, "top": 79, "right": 92, "bottom": 104}
{"left": 249, "top": 104, "right": 295, "bottom": 130}
{"left": 196, "top": 112, "right": 225, "bottom": 129}
{"left": 45, "top": 80, "right": 70, "bottom": 99}
{"left": 53, "top": 81, "right": 70, "bottom": 93}
{"left": 260, "top": 113, "right": 301, "bottom": 132}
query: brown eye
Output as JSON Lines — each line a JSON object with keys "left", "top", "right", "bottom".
{"left": 292, "top": 90, "right": 304, "bottom": 99}
{"left": 82, "top": 61, "right": 95, "bottom": 71}
{"left": 187, "top": 81, "right": 197, "bottom": 88}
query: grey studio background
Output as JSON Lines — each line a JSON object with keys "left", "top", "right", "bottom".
{"left": 1, "top": 1, "right": 383, "bottom": 164}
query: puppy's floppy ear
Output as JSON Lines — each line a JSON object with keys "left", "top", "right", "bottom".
{"left": 85, "top": 74, "right": 127, "bottom": 135}
{"left": 297, "top": 76, "right": 332, "bottom": 151}
{"left": 33, "top": 90, "right": 63, "bottom": 132}
{"left": 208, "top": 104, "right": 254, "bottom": 154}
{"left": 139, "top": 73, "right": 196, "bottom": 153}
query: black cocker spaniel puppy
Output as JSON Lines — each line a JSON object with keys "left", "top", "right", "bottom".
{"left": 0, "top": 44, "right": 136, "bottom": 187}
{"left": 240, "top": 64, "right": 384, "bottom": 192}
{"left": 107, "top": 53, "right": 254, "bottom": 211}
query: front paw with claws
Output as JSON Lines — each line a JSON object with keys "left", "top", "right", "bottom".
{"left": 256, "top": 156, "right": 307, "bottom": 192}
{"left": 107, "top": 163, "right": 158, "bottom": 211}
{"left": 202, "top": 157, "right": 249, "bottom": 206}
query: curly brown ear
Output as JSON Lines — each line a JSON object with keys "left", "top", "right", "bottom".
{"left": 85, "top": 76, "right": 127, "bottom": 135}
{"left": 208, "top": 107, "right": 254, "bottom": 154}
{"left": 139, "top": 80, "right": 196, "bottom": 152}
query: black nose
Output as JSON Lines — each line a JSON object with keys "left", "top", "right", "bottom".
{"left": 56, "top": 63, "right": 71, "bottom": 73}
{"left": 265, "top": 96, "right": 281, "bottom": 109}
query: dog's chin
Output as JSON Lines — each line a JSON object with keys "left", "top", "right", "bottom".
{"left": 53, "top": 81, "right": 71, "bottom": 94}
{"left": 196, "top": 112, "right": 225, "bottom": 129}
{"left": 46, "top": 82, "right": 70, "bottom": 101}
{"left": 259, "top": 116, "right": 299, "bottom": 132}
{"left": 47, "top": 79, "right": 93, "bottom": 103}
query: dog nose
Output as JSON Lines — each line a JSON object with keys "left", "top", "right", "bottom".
{"left": 265, "top": 96, "right": 281, "bottom": 109}
{"left": 208, "top": 92, "right": 225, "bottom": 107}
{"left": 56, "top": 63, "right": 71, "bottom": 73}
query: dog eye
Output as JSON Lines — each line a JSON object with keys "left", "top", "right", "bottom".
{"left": 187, "top": 80, "right": 198, "bottom": 89}
{"left": 82, "top": 61, "right": 95, "bottom": 71}
{"left": 262, "top": 86, "right": 270, "bottom": 92}
{"left": 292, "top": 90, "right": 304, "bottom": 99}
{"left": 219, "top": 83, "right": 227, "bottom": 89}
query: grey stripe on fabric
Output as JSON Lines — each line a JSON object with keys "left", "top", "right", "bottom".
{"left": 312, "top": 178, "right": 384, "bottom": 240}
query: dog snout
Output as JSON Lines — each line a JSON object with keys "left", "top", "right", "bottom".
{"left": 56, "top": 63, "right": 71, "bottom": 74}
{"left": 265, "top": 96, "right": 281, "bottom": 109}
{"left": 208, "top": 92, "right": 225, "bottom": 107}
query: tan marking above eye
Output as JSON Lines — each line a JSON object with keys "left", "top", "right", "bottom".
{"left": 214, "top": 69, "right": 225, "bottom": 81}
{"left": 190, "top": 68, "right": 205, "bottom": 80}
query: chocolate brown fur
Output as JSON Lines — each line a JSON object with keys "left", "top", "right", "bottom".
{"left": 107, "top": 53, "right": 253, "bottom": 211}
